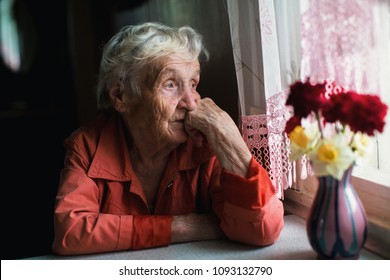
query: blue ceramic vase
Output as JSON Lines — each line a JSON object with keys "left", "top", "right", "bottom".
{"left": 306, "top": 166, "right": 368, "bottom": 259}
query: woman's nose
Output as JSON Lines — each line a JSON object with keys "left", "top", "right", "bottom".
{"left": 177, "top": 86, "right": 198, "bottom": 110}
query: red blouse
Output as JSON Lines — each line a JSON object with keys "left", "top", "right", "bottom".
{"left": 52, "top": 112, "right": 284, "bottom": 255}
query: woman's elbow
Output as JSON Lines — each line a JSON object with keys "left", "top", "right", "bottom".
{"left": 251, "top": 207, "right": 285, "bottom": 247}
{"left": 223, "top": 217, "right": 284, "bottom": 247}
{"left": 52, "top": 236, "right": 73, "bottom": 256}
{"left": 52, "top": 226, "right": 87, "bottom": 255}
{"left": 221, "top": 203, "right": 285, "bottom": 247}
{"left": 252, "top": 216, "right": 284, "bottom": 247}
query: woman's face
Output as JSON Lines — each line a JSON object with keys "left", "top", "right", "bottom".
{"left": 124, "top": 57, "right": 201, "bottom": 147}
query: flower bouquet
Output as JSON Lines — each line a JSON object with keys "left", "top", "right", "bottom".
{"left": 284, "top": 79, "right": 388, "bottom": 180}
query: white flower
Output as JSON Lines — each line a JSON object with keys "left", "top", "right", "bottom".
{"left": 351, "top": 132, "right": 373, "bottom": 158}
{"left": 308, "top": 134, "right": 355, "bottom": 180}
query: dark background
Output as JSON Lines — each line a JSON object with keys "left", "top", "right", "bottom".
{"left": 1, "top": 0, "right": 238, "bottom": 259}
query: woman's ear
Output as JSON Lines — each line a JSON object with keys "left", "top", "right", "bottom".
{"left": 109, "top": 86, "right": 127, "bottom": 112}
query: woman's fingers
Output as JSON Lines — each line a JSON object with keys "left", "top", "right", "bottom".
{"left": 184, "top": 122, "right": 203, "bottom": 147}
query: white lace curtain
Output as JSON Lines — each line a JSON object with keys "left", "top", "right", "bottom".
{"left": 227, "top": 0, "right": 390, "bottom": 198}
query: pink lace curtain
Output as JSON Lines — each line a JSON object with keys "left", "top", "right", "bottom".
{"left": 300, "top": 0, "right": 381, "bottom": 93}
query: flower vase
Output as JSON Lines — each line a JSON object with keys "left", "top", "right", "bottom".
{"left": 306, "top": 166, "right": 368, "bottom": 259}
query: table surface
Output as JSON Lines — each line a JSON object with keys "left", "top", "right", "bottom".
{"left": 26, "top": 215, "right": 383, "bottom": 260}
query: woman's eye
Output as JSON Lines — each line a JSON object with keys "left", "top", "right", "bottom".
{"left": 164, "top": 81, "right": 176, "bottom": 89}
{"left": 191, "top": 81, "right": 197, "bottom": 89}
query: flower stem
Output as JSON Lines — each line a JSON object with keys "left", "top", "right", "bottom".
{"left": 349, "top": 132, "right": 356, "bottom": 147}
{"left": 315, "top": 111, "right": 324, "bottom": 139}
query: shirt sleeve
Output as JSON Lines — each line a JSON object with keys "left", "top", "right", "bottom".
{"left": 52, "top": 138, "right": 172, "bottom": 255}
{"left": 210, "top": 156, "right": 284, "bottom": 246}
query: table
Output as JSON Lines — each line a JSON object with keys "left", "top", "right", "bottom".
{"left": 25, "top": 215, "right": 383, "bottom": 260}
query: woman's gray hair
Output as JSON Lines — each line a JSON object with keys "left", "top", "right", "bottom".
{"left": 97, "top": 22, "right": 209, "bottom": 111}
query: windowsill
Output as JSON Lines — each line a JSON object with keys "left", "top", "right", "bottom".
{"left": 352, "top": 165, "right": 390, "bottom": 188}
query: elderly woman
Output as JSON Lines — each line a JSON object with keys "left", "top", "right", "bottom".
{"left": 52, "top": 22, "right": 284, "bottom": 255}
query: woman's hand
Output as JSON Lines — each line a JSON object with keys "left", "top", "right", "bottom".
{"left": 171, "top": 213, "right": 224, "bottom": 243}
{"left": 184, "top": 122, "right": 204, "bottom": 148}
{"left": 185, "top": 98, "right": 252, "bottom": 178}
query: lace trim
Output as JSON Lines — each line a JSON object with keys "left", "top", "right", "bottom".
{"left": 241, "top": 91, "right": 294, "bottom": 199}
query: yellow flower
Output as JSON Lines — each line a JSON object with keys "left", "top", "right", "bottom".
{"left": 308, "top": 134, "right": 355, "bottom": 180}
{"left": 317, "top": 144, "right": 339, "bottom": 163}
{"left": 288, "top": 123, "right": 319, "bottom": 161}
{"left": 290, "top": 126, "right": 309, "bottom": 148}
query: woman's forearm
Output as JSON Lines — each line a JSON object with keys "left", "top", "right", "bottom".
{"left": 171, "top": 213, "right": 224, "bottom": 243}
{"left": 204, "top": 120, "right": 252, "bottom": 178}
